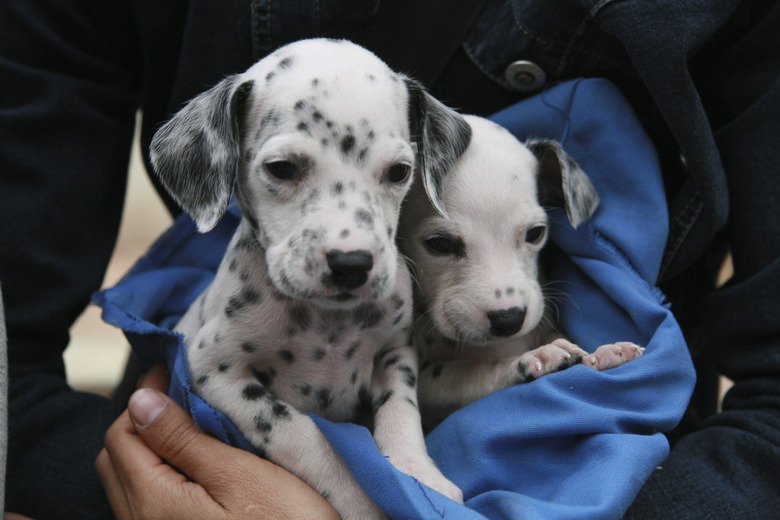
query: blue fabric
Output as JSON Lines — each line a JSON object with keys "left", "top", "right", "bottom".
{"left": 94, "top": 78, "right": 695, "bottom": 519}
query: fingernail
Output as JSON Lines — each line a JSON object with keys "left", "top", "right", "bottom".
{"left": 129, "top": 388, "right": 168, "bottom": 429}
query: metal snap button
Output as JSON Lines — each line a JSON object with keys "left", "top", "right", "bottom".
{"left": 504, "top": 60, "right": 546, "bottom": 92}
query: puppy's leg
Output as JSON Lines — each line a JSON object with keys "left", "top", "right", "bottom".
{"left": 371, "top": 346, "right": 463, "bottom": 503}
{"left": 194, "top": 370, "right": 388, "bottom": 520}
{"left": 418, "top": 339, "right": 587, "bottom": 426}
{"left": 583, "top": 341, "right": 645, "bottom": 370}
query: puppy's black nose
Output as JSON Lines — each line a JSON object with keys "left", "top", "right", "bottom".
{"left": 487, "top": 307, "right": 525, "bottom": 337}
{"left": 326, "top": 250, "right": 373, "bottom": 290}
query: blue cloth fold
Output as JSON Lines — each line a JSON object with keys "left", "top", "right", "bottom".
{"left": 94, "top": 78, "right": 695, "bottom": 519}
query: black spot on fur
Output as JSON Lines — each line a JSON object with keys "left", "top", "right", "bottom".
{"left": 299, "top": 383, "right": 312, "bottom": 396}
{"left": 350, "top": 370, "right": 359, "bottom": 384}
{"left": 557, "top": 354, "right": 582, "bottom": 372}
{"left": 517, "top": 361, "right": 536, "bottom": 382}
{"left": 383, "top": 354, "right": 402, "bottom": 369}
{"left": 375, "top": 390, "right": 393, "bottom": 409}
{"left": 311, "top": 347, "right": 327, "bottom": 361}
{"left": 353, "top": 302, "right": 385, "bottom": 329}
{"left": 225, "top": 286, "right": 264, "bottom": 317}
{"left": 398, "top": 364, "right": 417, "bottom": 388}
{"left": 255, "top": 415, "right": 273, "bottom": 433}
{"left": 218, "top": 362, "right": 231, "bottom": 372}
{"left": 272, "top": 402, "right": 292, "bottom": 420}
{"left": 279, "top": 350, "right": 295, "bottom": 364}
{"left": 316, "top": 388, "right": 331, "bottom": 409}
{"left": 341, "top": 134, "right": 356, "bottom": 155}
{"left": 278, "top": 56, "right": 294, "bottom": 69}
{"left": 196, "top": 374, "right": 209, "bottom": 386}
{"left": 243, "top": 383, "right": 267, "bottom": 400}
{"left": 331, "top": 182, "right": 344, "bottom": 196}
{"left": 294, "top": 99, "right": 306, "bottom": 111}
{"left": 236, "top": 236, "right": 261, "bottom": 251}
{"left": 344, "top": 341, "right": 360, "bottom": 360}
{"left": 355, "top": 208, "right": 373, "bottom": 227}
{"left": 431, "top": 363, "right": 444, "bottom": 379}
{"left": 242, "top": 342, "right": 257, "bottom": 353}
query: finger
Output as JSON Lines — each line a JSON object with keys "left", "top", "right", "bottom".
{"left": 126, "top": 388, "right": 338, "bottom": 517}
{"left": 126, "top": 388, "right": 229, "bottom": 486}
{"left": 95, "top": 447, "right": 132, "bottom": 520}
{"left": 103, "top": 402, "right": 223, "bottom": 519}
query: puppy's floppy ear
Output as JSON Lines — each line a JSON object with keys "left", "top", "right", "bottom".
{"left": 405, "top": 78, "right": 471, "bottom": 218}
{"left": 150, "top": 77, "right": 255, "bottom": 233}
{"left": 527, "top": 139, "right": 599, "bottom": 228}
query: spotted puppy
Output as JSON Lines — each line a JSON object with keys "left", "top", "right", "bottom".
{"left": 399, "top": 115, "right": 644, "bottom": 429}
{"left": 150, "top": 39, "right": 471, "bottom": 518}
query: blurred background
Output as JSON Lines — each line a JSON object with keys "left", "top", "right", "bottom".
{"left": 64, "top": 119, "right": 171, "bottom": 396}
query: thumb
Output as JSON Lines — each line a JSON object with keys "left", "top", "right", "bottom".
{"left": 127, "top": 388, "right": 227, "bottom": 485}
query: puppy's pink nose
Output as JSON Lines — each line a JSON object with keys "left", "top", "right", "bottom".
{"left": 326, "top": 249, "right": 373, "bottom": 290}
{"left": 487, "top": 307, "right": 525, "bottom": 337}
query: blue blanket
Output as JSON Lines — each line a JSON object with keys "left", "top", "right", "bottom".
{"left": 95, "top": 78, "right": 695, "bottom": 519}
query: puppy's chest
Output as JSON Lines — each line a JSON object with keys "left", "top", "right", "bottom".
{"left": 189, "top": 281, "right": 411, "bottom": 422}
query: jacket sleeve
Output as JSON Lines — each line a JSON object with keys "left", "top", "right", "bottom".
{"left": 626, "top": 4, "right": 780, "bottom": 518}
{"left": 0, "top": 1, "right": 142, "bottom": 517}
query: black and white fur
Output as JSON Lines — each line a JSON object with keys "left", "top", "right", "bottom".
{"left": 399, "top": 115, "right": 644, "bottom": 429}
{"left": 150, "top": 39, "right": 471, "bottom": 518}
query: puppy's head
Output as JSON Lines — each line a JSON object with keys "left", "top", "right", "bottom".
{"left": 400, "top": 115, "right": 598, "bottom": 343}
{"left": 151, "top": 38, "right": 470, "bottom": 304}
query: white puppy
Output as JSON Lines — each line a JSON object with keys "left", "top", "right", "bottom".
{"left": 399, "top": 115, "right": 644, "bottom": 429}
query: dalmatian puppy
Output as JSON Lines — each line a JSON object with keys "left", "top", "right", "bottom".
{"left": 150, "top": 39, "right": 471, "bottom": 518}
{"left": 399, "top": 115, "right": 644, "bottom": 429}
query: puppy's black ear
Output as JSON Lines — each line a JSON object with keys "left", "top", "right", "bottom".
{"left": 527, "top": 139, "right": 599, "bottom": 228}
{"left": 405, "top": 78, "right": 471, "bottom": 218}
{"left": 150, "top": 77, "right": 255, "bottom": 232}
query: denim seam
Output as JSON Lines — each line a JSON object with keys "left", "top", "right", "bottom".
{"left": 508, "top": 1, "right": 570, "bottom": 53}
{"left": 554, "top": 0, "right": 618, "bottom": 77}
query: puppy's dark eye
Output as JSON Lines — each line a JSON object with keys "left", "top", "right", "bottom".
{"left": 385, "top": 163, "right": 411, "bottom": 184}
{"left": 424, "top": 234, "right": 465, "bottom": 258}
{"left": 265, "top": 160, "right": 299, "bottom": 180}
{"left": 525, "top": 225, "right": 547, "bottom": 245}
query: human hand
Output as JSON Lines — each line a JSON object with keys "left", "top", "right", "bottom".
{"left": 95, "top": 365, "right": 339, "bottom": 520}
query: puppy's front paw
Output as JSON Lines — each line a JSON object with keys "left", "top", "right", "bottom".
{"left": 515, "top": 338, "right": 588, "bottom": 382}
{"left": 583, "top": 341, "right": 645, "bottom": 370}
